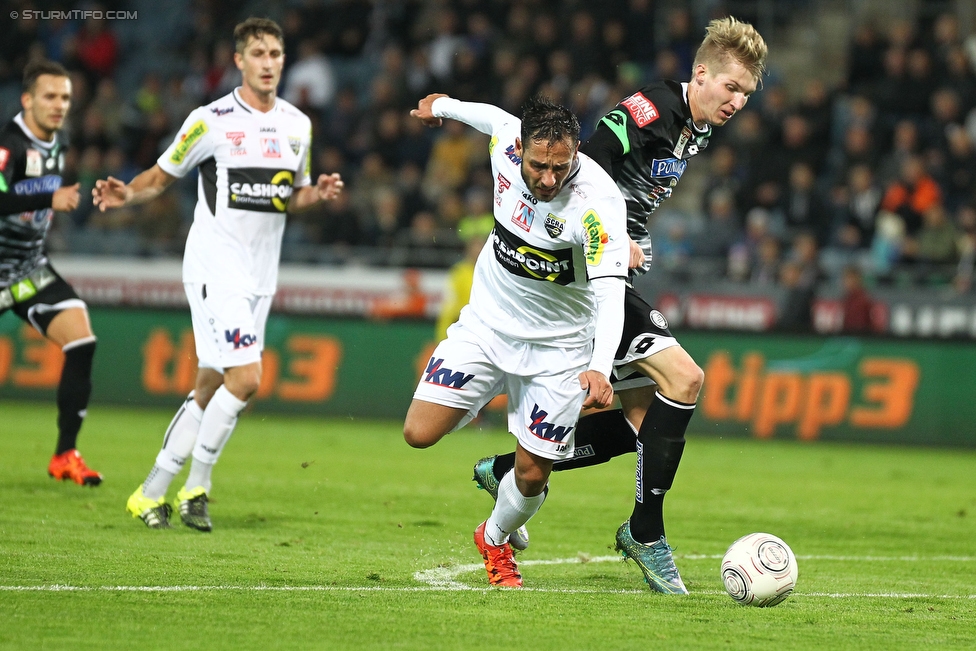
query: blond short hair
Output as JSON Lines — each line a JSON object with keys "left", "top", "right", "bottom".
{"left": 693, "top": 16, "right": 767, "bottom": 81}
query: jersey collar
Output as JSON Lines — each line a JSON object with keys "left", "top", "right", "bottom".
{"left": 680, "top": 83, "right": 710, "bottom": 134}
{"left": 13, "top": 112, "right": 59, "bottom": 150}
{"left": 233, "top": 87, "right": 278, "bottom": 114}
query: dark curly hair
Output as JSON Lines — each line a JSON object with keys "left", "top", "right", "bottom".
{"left": 520, "top": 95, "right": 580, "bottom": 148}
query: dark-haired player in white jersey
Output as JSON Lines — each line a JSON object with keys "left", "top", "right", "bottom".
{"left": 93, "top": 18, "right": 343, "bottom": 530}
{"left": 405, "top": 93, "right": 629, "bottom": 588}
{"left": 0, "top": 59, "right": 101, "bottom": 486}
{"left": 472, "top": 17, "right": 768, "bottom": 594}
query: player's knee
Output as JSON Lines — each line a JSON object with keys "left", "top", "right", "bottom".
{"left": 514, "top": 464, "right": 549, "bottom": 496}
{"left": 664, "top": 360, "right": 704, "bottom": 403}
{"left": 403, "top": 422, "right": 437, "bottom": 448}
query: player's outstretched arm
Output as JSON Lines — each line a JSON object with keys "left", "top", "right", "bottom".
{"left": 92, "top": 164, "right": 177, "bottom": 212}
{"left": 290, "top": 173, "right": 344, "bottom": 212}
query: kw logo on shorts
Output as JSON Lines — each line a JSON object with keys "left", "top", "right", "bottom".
{"left": 492, "top": 219, "right": 575, "bottom": 285}
{"left": 423, "top": 357, "right": 475, "bottom": 390}
{"left": 228, "top": 168, "right": 294, "bottom": 212}
{"left": 225, "top": 328, "right": 257, "bottom": 349}
{"left": 527, "top": 404, "right": 574, "bottom": 444}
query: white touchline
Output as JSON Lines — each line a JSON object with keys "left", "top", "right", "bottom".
{"left": 2, "top": 555, "right": 974, "bottom": 596}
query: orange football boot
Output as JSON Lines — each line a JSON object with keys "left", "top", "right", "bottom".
{"left": 474, "top": 521, "right": 523, "bottom": 588}
{"left": 48, "top": 449, "right": 103, "bottom": 486}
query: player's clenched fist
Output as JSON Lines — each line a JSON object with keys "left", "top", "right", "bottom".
{"left": 52, "top": 183, "right": 80, "bottom": 211}
{"left": 410, "top": 93, "right": 450, "bottom": 127}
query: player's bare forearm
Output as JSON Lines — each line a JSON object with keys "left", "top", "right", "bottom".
{"left": 93, "top": 164, "right": 176, "bottom": 211}
{"left": 289, "top": 173, "right": 344, "bottom": 212}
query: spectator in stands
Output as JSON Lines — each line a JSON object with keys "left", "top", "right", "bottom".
{"left": 952, "top": 205, "right": 976, "bottom": 293}
{"left": 840, "top": 265, "right": 876, "bottom": 333}
{"left": 909, "top": 203, "right": 959, "bottom": 266}
{"left": 283, "top": 39, "right": 336, "bottom": 112}
{"left": 776, "top": 260, "right": 814, "bottom": 332}
{"left": 940, "top": 124, "right": 976, "bottom": 211}
{"left": 880, "top": 155, "right": 942, "bottom": 235}
{"left": 750, "top": 235, "right": 782, "bottom": 286}
{"left": 422, "top": 117, "right": 483, "bottom": 199}
{"left": 788, "top": 230, "right": 823, "bottom": 289}
{"left": 832, "top": 163, "right": 882, "bottom": 251}
{"left": 74, "top": 15, "right": 118, "bottom": 81}
{"left": 695, "top": 187, "right": 740, "bottom": 259}
{"left": 782, "top": 161, "right": 832, "bottom": 246}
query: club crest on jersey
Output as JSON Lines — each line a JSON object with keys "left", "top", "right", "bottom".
{"left": 261, "top": 138, "right": 281, "bottom": 158}
{"left": 210, "top": 106, "right": 233, "bottom": 116}
{"left": 544, "top": 213, "right": 565, "bottom": 238}
{"left": 423, "top": 357, "right": 475, "bottom": 390}
{"left": 650, "top": 158, "right": 687, "bottom": 181}
{"left": 527, "top": 404, "right": 574, "bottom": 444}
{"left": 505, "top": 144, "right": 522, "bottom": 165}
{"left": 621, "top": 92, "right": 659, "bottom": 127}
{"left": 25, "top": 149, "right": 42, "bottom": 177}
{"left": 649, "top": 309, "right": 669, "bottom": 329}
{"left": 512, "top": 200, "right": 535, "bottom": 232}
{"left": 288, "top": 136, "right": 301, "bottom": 155}
{"left": 226, "top": 131, "right": 245, "bottom": 146}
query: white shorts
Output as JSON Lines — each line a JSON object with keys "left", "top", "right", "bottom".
{"left": 413, "top": 312, "right": 590, "bottom": 460}
{"left": 185, "top": 282, "right": 272, "bottom": 372}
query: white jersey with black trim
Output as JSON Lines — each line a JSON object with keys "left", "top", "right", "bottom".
{"left": 432, "top": 98, "right": 628, "bottom": 347}
{"left": 157, "top": 88, "right": 312, "bottom": 295}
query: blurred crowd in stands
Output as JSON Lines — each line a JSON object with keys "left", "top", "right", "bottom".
{"left": 3, "top": 0, "right": 976, "bottom": 297}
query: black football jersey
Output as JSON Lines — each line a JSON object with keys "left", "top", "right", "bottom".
{"left": 581, "top": 80, "right": 711, "bottom": 274}
{"left": 0, "top": 113, "right": 66, "bottom": 287}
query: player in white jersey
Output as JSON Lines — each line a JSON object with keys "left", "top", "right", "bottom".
{"left": 92, "top": 18, "right": 343, "bottom": 530}
{"left": 404, "top": 93, "right": 629, "bottom": 587}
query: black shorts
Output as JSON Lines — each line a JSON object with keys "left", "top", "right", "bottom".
{"left": 0, "top": 263, "right": 85, "bottom": 335}
{"left": 610, "top": 283, "right": 679, "bottom": 390}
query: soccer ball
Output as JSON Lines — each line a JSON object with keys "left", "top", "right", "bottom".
{"left": 721, "top": 532, "right": 798, "bottom": 607}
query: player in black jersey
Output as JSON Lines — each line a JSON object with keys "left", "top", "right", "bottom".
{"left": 0, "top": 60, "right": 101, "bottom": 486}
{"left": 474, "top": 17, "right": 767, "bottom": 593}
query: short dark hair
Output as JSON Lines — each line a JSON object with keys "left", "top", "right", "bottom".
{"left": 233, "top": 17, "right": 284, "bottom": 54}
{"left": 23, "top": 59, "right": 70, "bottom": 94}
{"left": 520, "top": 95, "right": 580, "bottom": 148}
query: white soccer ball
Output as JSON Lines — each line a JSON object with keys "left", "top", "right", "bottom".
{"left": 721, "top": 532, "right": 798, "bottom": 607}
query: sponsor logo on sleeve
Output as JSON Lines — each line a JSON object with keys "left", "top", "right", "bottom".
{"left": 583, "top": 209, "right": 608, "bottom": 266}
{"left": 489, "top": 135, "right": 497, "bottom": 155}
{"left": 169, "top": 120, "right": 208, "bottom": 165}
{"left": 228, "top": 168, "right": 294, "bottom": 212}
{"left": 621, "top": 92, "right": 659, "bottom": 127}
{"left": 544, "top": 213, "right": 565, "bottom": 238}
{"left": 261, "top": 138, "right": 281, "bottom": 158}
{"left": 25, "top": 149, "right": 42, "bottom": 177}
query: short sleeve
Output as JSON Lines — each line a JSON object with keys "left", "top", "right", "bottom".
{"left": 579, "top": 195, "right": 629, "bottom": 281}
{"left": 294, "top": 126, "right": 312, "bottom": 188}
{"left": 157, "top": 109, "right": 215, "bottom": 178}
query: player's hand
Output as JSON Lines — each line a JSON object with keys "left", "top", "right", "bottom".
{"left": 315, "top": 173, "right": 344, "bottom": 201}
{"left": 52, "top": 183, "right": 80, "bottom": 212}
{"left": 579, "top": 370, "right": 614, "bottom": 409}
{"left": 410, "top": 93, "right": 449, "bottom": 127}
{"left": 92, "top": 176, "right": 129, "bottom": 211}
{"left": 628, "top": 238, "right": 646, "bottom": 270}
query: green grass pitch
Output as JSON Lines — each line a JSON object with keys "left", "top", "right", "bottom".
{"left": 2, "top": 401, "right": 974, "bottom": 650}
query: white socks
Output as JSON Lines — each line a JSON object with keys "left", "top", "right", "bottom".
{"left": 484, "top": 471, "right": 546, "bottom": 546}
{"left": 143, "top": 393, "right": 203, "bottom": 501}
{"left": 186, "top": 385, "right": 248, "bottom": 493}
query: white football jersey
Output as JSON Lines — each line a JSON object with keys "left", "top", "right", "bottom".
{"left": 433, "top": 99, "right": 628, "bottom": 346}
{"left": 158, "top": 88, "right": 312, "bottom": 295}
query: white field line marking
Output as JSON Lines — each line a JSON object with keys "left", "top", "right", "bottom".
{"left": 2, "top": 554, "right": 975, "bottom": 597}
